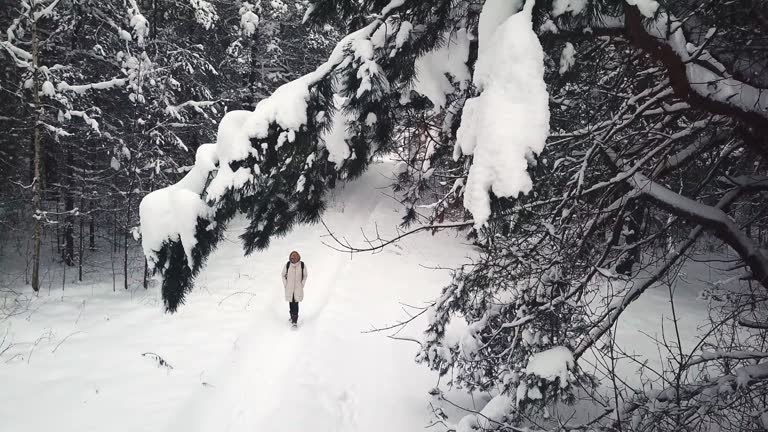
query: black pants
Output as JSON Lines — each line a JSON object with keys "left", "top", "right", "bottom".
{"left": 289, "top": 295, "right": 299, "bottom": 322}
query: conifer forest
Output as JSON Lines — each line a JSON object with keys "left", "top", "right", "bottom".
{"left": 2, "top": 0, "right": 768, "bottom": 431}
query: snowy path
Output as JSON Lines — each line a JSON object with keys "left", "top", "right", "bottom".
{"left": 174, "top": 162, "right": 418, "bottom": 432}
{"left": 1, "top": 160, "right": 473, "bottom": 432}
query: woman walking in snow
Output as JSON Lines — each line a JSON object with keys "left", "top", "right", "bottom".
{"left": 282, "top": 251, "right": 308, "bottom": 327}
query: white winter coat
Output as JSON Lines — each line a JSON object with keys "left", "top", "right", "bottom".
{"left": 282, "top": 261, "right": 308, "bottom": 302}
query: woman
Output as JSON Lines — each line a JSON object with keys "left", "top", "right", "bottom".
{"left": 282, "top": 251, "right": 308, "bottom": 327}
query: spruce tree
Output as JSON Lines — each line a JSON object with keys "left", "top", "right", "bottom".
{"left": 1, "top": 0, "right": 325, "bottom": 290}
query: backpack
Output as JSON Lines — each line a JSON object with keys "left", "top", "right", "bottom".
{"left": 286, "top": 261, "right": 304, "bottom": 279}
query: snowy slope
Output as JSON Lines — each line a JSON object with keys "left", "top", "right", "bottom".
{"left": 1, "top": 159, "right": 473, "bottom": 432}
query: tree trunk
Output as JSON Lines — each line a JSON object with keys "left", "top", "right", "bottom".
{"left": 616, "top": 203, "right": 644, "bottom": 275}
{"left": 89, "top": 212, "right": 95, "bottom": 250}
{"left": 247, "top": 32, "right": 260, "bottom": 108}
{"left": 55, "top": 195, "right": 60, "bottom": 255}
{"left": 143, "top": 258, "right": 148, "bottom": 289}
{"left": 31, "top": 13, "right": 43, "bottom": 293}
{"left": 123, "top": 191, "right": 131, "bottom": 290}
{"left": 152, "top": 0, "right": 158, "bottom": 39}
{"left": 63, "top": 148, "right": 74, "bottom": 266}
{"left": 113, "top": 211, "right": 118, "bottom": 253}
{"left": 79, "top": 196, "right": 84, "bottom": 281}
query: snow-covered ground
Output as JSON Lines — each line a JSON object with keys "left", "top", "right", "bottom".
{"left": 1, "top": 159, "right": 734, "bottom": 431}
{"left": 1, "top": 159, "right": 473, "bottom": 432}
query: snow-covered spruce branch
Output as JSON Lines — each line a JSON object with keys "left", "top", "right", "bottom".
{"left": 630, "top": 173, "right": 768, "bottom": 287}
{"left": 686, "top": 350, "right": 768, "bottom": 368}
{"left": 624, "top": 6, "right": 768, "bottom": 132}
{"left": 651, "top": 125, "right": 729, "bottom": 177}
{"left": 557, "top": 85, "right": 717, "bottom": 200}
{"left": 720, "top": 175, "right": 768, "bottom": 191}
{"left": 506, "top": 118, "right": 711, "bottom": 225}
{"left": 573, "top": 183, "right": 753, "bottom": 358}
{"left": 606, "top": 357, "right": 768, "bottom": 429}
{"left": 428, "top": 388, "right": 525, "bottom": 432}
{"left": 492, "top": 203, "right": 635, "bottom": 336}
{"left": 164, "top": 100, "right": 219, "bottom": 118}
{"left": 554, "top": 2, "right": 768, "bottom": 139}
{"left": 138, "top": 0, "right": 428, "bottom": 311}
{"left": 56, "top": 78, "right": 127, "bottom": 94}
